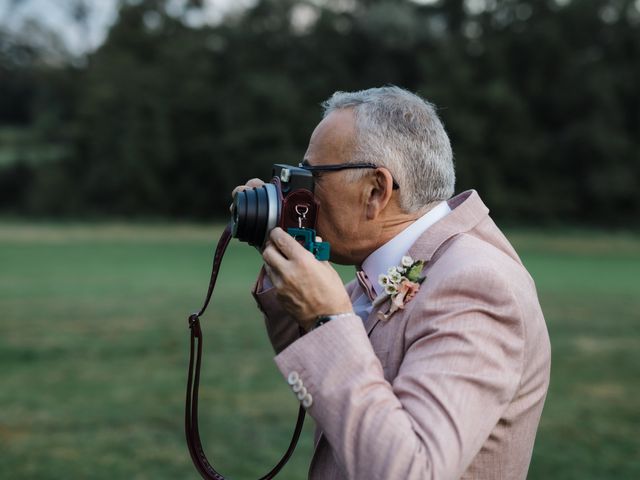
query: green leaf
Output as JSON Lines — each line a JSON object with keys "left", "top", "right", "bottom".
{"left": 405, "top": 260, "right": 425, "bottom": 282}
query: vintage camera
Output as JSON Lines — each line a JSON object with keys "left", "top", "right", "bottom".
{"left": 231, "top": 164, "right": 330, "bottom": 260}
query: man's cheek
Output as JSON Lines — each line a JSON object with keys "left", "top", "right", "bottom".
{"left": 316, "top": 218, "right": 329, "bottom": 241}
{"left": 319, "top": 213, "right": 339, "bottom": 241}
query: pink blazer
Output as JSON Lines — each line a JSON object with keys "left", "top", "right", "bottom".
{"left": 253, "top": 190, "right": 551, "bottom": 479}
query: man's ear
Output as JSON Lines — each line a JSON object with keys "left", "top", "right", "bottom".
{"left": 365, "top": 168, "right": 395, "bottom": 220}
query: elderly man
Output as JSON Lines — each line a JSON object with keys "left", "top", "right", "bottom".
{"left": 236, "top": 86, "right": 551, "bottom": 479}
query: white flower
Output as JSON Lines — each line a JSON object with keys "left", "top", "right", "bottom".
{"left": 384, "top": 284, "right": 398, "bottom": 295}
{"left": 389, "top": 271, "right": 402, "bottom": 284}
{"left": 377, "top": 257, "right": 427, "bottom": 322}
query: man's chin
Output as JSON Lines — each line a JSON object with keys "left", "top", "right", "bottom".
{"left": 328, "top": 250, "right": 358, "bottom": 266}
{"left": 330, "top": 257, "right": 353, "bottom": 266}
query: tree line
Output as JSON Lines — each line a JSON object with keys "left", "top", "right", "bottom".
{"left": 0, "top": 0, "right": 638, "bottom": 225}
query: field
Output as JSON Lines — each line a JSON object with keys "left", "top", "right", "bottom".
{"left": 1, "top": 223, "right": 639, "bottom": 479}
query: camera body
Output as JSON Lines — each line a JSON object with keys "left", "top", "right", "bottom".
{"left": 231, "top": 164, "right": 330, "bottom": 260}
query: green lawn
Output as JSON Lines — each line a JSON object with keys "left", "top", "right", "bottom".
{"left": 1, "top": 223, "right": 638, "bottom": 479}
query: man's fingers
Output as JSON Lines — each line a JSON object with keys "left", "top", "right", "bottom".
{"left": 262, "top": 263, "right": 280, "bottom": 287}
{"left": 231, "top": 178, "right": 265, "bottom": 199}
{"left": 231, "top": 185, "right": 249, "bottom": 198}
{"left": 269, "top": 228, "right": 309, "bottom": 260}
{"left": 262, "top": 242, "right": 288, "bottom": 274}
{"left": 246, "top": 178, "right": 265, "bottom": 188}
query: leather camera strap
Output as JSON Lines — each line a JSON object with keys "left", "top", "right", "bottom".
{"left": 186, "top": 222, "right": 306, "bottom": 480}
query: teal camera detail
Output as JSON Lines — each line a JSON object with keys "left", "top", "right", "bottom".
{"left": 287, "top": 228, "right": 330, "bottom": 261}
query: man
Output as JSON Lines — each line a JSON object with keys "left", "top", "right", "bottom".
{"left": 234, "top": 86, "right": 551, "bottom": 479}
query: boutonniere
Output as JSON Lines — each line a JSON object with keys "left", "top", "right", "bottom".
{"left": 376, "top": 256, "right": 426, "bottom": 321}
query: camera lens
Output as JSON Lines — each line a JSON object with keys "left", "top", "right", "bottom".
{"left": 231, "top": 183, "right": 279, "bottom": 247}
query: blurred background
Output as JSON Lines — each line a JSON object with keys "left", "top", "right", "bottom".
{"left": 0, "top": 0, "right": 638, "bottom": 478}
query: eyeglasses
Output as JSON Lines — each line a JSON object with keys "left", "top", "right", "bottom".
{"left": 298, "top": 162, "right": 400, "bottom": 190}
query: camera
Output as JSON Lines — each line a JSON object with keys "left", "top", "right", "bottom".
{"left": 231, "top": 164, "right": 330, "bottom": 260}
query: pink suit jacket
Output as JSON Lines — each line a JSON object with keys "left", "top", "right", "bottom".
{"left": 253, "top": 190, "right": 551, "bottom": 480}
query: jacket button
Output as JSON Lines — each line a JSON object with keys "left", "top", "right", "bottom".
{"left": 302, "top": 393, "right": 313, "bottom": 408}
{"left": 287, "top": 371, "right": 300, "bottom": 385}
{"left": 296, "top": 387, "right": 307, "bottom": 400}
{"left": 292, "top": 379, "right": 304, "bottom": 392}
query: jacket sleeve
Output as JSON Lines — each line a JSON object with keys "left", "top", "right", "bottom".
{"left": 272, "top": 264, "right": 525, "bottom": 480}
{"left": 252, "top": 267, "right": 301, "bottom": 354}
{"left": 252, "top": 268, "right": 360, "bottom": 355}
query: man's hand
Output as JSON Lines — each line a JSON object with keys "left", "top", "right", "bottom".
{"left": 262, "top": 227, "right": 353, "bottom": 332}
{"left": 230, "top": 178, "right": 264, "bottom": 211}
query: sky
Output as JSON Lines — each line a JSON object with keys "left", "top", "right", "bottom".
{"left": 0, "top": 0, "right": 257, "bottom": 55}
{"left": 1, "top": 0, "right": 445, "bottom": 56}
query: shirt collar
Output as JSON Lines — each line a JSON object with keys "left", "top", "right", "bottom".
{"left": 361, "top": 201, "right": 451, "bottom": 297}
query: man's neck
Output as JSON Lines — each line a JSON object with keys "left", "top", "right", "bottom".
{"left": 353, "top": 202, "right": 439, "bottom": 268}
{"left": 372, "top": 202, "right": 439, "bottom": 250}
{"left": 358, "top": 200, "right": 452, "bottom": 295}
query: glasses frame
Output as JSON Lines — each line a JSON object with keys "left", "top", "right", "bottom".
{"left": 298, "top": 162, "right": 399, "bottom": 190}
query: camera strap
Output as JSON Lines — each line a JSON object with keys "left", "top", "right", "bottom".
{"left": 186, "top": 222, "right": 306, "bottom": 480}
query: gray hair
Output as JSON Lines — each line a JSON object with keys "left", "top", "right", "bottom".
{"left": 321, "top": 86, "right": 455, "bottom": 213}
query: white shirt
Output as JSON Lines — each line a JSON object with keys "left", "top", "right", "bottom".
{"left": 353, "top": 201, "right": 451, "bottom": 321}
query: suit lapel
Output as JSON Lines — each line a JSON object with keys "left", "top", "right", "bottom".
{"left": 363, "top": 190, "right": 490, "bottom": 335}
{"left": 365, "top": 305, "right": 383, "bottom": 336}
{"left": 407, "top": 190, "right": 489, "bottom": 262}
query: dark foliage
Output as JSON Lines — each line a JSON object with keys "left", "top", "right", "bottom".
{"left": 0, "top": 0, "right": 638, "bottom": 225}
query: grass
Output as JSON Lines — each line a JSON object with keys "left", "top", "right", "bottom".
{"left": 0, "top": 223, "right": 639, "bottom": 479}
